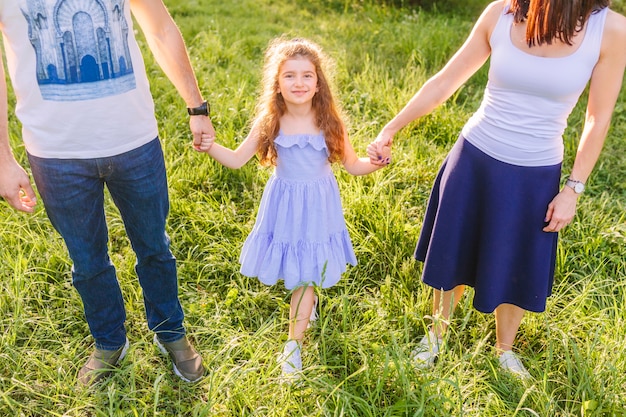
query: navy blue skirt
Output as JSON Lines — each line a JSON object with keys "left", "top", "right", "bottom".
{"left": 414, "top": 137, "right": 561, "bottom": 313}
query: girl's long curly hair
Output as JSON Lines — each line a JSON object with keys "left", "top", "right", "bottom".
{"left": 509, "top": 0, "right": 610, "bottom": 46}
{"left": 254, "top": 38, "right": 345, "bottom": 166}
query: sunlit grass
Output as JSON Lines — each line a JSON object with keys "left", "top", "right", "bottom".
{"left": 1, "top": 0, "right": 625, "bottom": 415}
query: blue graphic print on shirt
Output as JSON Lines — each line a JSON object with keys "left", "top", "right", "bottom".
{"left": 19, "top": 0, "right": 136, "bottom": 101}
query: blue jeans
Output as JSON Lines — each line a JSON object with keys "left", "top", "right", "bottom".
{"left": 28, "top": 138, "right": 185, "bottom": 350}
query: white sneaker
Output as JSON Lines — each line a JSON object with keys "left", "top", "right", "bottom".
{"left": 411, "top": 330, "right": 442, "bottom": 369}
{"left": 278, "top": 340, "right": 302, "bottom": 377}
{"left": 499, "top": 350, "right": 531, "bottom": 379}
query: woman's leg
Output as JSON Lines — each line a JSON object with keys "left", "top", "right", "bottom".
{"left": 494, "top": 303, "right": 525, "bottom": 352}
{"left": 413, "top": 285, "right": 465, "bottom": 367}
{"left": 494, "top": 303, "right": 530, "bottom": 377}
{"left": 431, "top": 285, "right": 465, "bottom": 336}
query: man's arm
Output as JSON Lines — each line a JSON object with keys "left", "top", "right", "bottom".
{"left": 129, "top": 0, "right": 215, "bottom": 149}
{"left": 0, "top": 49, "right": 37, "bottom": 213}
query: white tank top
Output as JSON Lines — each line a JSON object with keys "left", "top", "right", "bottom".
{"left": 0, "top": 0, "right": 158, "bottom": 159}
{"left": 461, "top": 6, "right": 608, "bottom": 167}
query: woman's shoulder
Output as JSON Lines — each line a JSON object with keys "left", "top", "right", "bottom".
{"left": 487, "top": 0, "right": 508, "bottom": 12}
{"left": 473, "top": 1, "right": 508, "bottom": 35}
{"left": 602, "top": 9, "right": 626, "bottom": 53}
{"left": 605, "top": 9, "right": 626, "bottom": 36}
{"left": 483, "top": 0, "right": 508, "bottom": 18}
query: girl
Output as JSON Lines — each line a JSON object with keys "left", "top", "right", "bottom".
{"left": 369, "top": 0, "right": 626, "bottom": 377}
{"left": 197, "top": 37, "right": 390, "bottom": 377}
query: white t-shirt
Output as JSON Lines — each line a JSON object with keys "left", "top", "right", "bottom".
{"left": 0, "top": 0, "right": 158, "bottom": 158}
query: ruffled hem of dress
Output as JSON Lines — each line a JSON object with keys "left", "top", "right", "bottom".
{"left": 239, "top": 229, "right": 357, "bottom": 289}
{"left": 275, "top": 133, "right": 328, "bottom": 153}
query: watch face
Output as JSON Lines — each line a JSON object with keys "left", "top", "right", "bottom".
{"left": 574, "top": 183, "right": 584, "bottom": 193}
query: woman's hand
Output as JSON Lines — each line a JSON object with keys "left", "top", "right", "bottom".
{"left": 543, "top": 187, "right": 579, "bottom": 232}
{"left": 367, "top": 132, "right": 394, "bottom": 166}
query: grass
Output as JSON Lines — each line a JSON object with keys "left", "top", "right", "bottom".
{"left": 1, "top": 0, "right": 625, "bottom": 415}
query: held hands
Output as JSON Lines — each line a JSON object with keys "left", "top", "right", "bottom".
{"left": 190, "top": 115, "right": 216, "bottom": 152}
{"left": 367, "top": 132, "right": 394, "bottom": 166}
{"left": 376, "top": 144, "right": 392, "bottom": 166}
{"left": 543, "top": 187, "right": 579, "bottom": 232}
{"left": 197, "top": 133, "right": 216, "bottom": 152}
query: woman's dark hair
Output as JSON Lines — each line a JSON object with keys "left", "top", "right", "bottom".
{"left": 509, "top": 0, "right": 610, "bottom": 46}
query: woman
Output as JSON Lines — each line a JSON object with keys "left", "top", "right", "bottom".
{"left": 368, "top": 0, "right": 626, "bottom": 377}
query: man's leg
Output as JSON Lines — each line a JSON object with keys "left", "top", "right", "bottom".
{"left": 28, "top": 153, "right": 128, "bottom": 351}
{"left": 105, "top": 139, "right": 185, "bottom": 341}
{"left": 105, "top": 139, "right": 204, "bottom": 382}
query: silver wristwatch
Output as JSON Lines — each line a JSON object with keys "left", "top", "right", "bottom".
{"left": 565, "top": 178, "right": 585, "bottom": 194}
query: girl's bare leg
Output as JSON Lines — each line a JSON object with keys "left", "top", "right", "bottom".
{"left": 288, "top": 285, "right": 315, "bottom": 342}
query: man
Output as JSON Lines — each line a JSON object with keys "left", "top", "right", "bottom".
{"left": 0, "top": 0, "right": 214, "bottom": 386}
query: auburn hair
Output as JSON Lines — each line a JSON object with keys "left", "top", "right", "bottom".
{"left": 254, "top": 38, "right": 346, "bottom": 166}
{"left": 508, "top": 0, "right": 610, "bottom": 46}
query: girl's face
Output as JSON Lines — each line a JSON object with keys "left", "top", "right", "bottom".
{"left": 277, "top": 57, "right": 318, "bottom": 106}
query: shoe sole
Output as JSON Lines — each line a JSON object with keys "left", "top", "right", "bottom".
{"left": 153, "top": 335, "right": 202, "bottom": 383}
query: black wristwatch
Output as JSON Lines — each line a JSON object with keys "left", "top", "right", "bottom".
{"left": 187, "top": 101, "right": 210, "bottom": 116}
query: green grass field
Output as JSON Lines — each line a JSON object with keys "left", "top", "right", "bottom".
{"left": 1, "top": 0, "right": 625, "bottom": 415}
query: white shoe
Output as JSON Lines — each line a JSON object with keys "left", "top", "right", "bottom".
{"left": 499, "top": 350, "right": 531, "bottom": 379}
{"left": 307, "top": 296, "right": 318, "bottom": 329}
{"left": 411, "top": 330, "right": 442, "bottom": 369}
{"left": 278, "top": 340, "right": 302, "bottom": 377}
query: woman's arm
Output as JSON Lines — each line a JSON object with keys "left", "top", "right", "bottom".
{"left": 369, "top": 0, "right": 503, "bottom": 160}
{"left": 568, "top": 10, "right": 626, "bottom": 185}
{"left": 543, "top": 9, "right": 626, "bottom": 232}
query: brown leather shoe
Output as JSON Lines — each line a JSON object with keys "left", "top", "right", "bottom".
{"left": 77, "top": 338, "right": 129, "bottom": 386}
{"left": 154, "top": 334, "right": 205, "bottom": 382}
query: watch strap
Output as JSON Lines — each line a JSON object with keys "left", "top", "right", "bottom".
{"left": 187, "top": 101, "right": 209, "bottom": 116}
{"left": 565, "top": 178, "right": 585, "bottom": 194}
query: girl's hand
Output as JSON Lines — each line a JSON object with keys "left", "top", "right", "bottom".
{"left": 195, "top": 133, "right": 216, "bottom": 152}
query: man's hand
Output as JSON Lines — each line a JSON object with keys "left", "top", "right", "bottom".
{"left": 0, "top": 159, "right": 37, "bottom": 212}
{"left": 190, "top": 115, "right": 216, "bottom": 152}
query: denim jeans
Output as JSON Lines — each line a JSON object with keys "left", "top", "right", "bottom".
{"left": 28, "top": 138, "right": 185, "bottom": 350}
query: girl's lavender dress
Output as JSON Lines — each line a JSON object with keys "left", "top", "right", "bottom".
{"left": 240, "top": 132, "right": 356, "bottom": 289}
